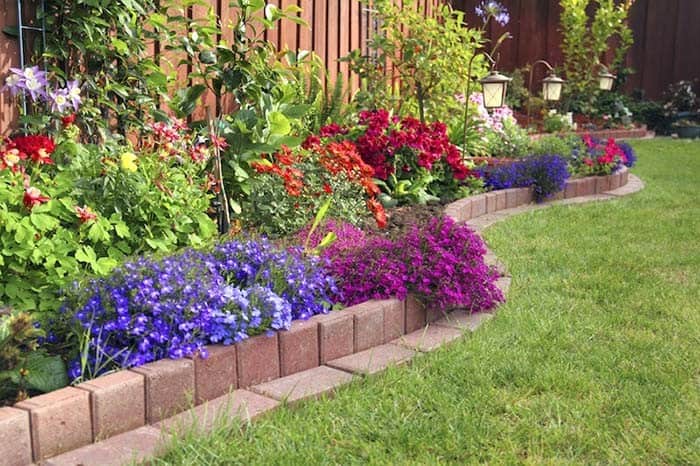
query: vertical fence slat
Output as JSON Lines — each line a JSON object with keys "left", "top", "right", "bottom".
{"left": 0, "top": 0, "right": 19, "bottom": 135}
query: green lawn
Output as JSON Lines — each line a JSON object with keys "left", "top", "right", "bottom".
{"left": 155, "top": 138, "right": 700, "bottom": 465}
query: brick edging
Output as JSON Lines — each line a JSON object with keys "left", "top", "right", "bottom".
{"left": 0, "top": 167, "right": 639, "bottom": 465}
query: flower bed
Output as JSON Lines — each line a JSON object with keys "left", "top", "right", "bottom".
{"left": 0, "top": 166, "right": 633, "bottom": 463}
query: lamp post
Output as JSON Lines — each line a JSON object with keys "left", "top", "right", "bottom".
{"left": 461, "top": 52, "right": 511, "bottom": 153}
{"left": 526, "top": 60, "right": 565, "bottom": 128}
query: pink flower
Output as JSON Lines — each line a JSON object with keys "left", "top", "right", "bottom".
{"left": 23, "top": 186, "right": 50, "bottom": 210}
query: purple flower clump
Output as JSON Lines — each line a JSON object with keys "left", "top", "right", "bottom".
{"left": 617, "top": 141, "right": 637, "bottom": 168}
{"left": 475, "top": 1, "right": 510, "bottom": 26}
{"left": 306, "top": 217, "right": 504, "bottom": 312}
{"left": 61, "top": 237, "right": 336, "bottom": 381}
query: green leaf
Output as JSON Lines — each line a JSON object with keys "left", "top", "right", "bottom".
{"left": 22, "top": 353, "right": 69, "bottom": 394}
{"left": 267, "top": 111, "right": 291, "bottom": 136}
{"left": 93, "top": 257, "right": 118, "bottom": 275}
{"left": 29, "top": 213, "right": 59, "bottom": 232}
{"left": 75, "top": 246, "right": 97, "bottom": 264}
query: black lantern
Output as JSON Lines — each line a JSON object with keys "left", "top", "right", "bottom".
{"left": 480, "top": 70, "right": 512, "bottom": 109}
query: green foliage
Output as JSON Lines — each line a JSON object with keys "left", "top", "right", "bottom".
{"left": 559, "top": 0, "right": 635, "bottom": 113}
{"left": 44, "top": 0, "right": 168, "bottom": 139}
{"left": 529, "top": 134, "right": 585, "bottom": 158}
{"left": 0, "top": 310, "right": 68, "bottom": 405}
{"left": 243, "top": 147, "right": 371, "bottom": 237}
{"left": 344, "top": 0, "right": 486, "bottom": 122}
{"left": 542, "top": 112, "right": 572, "bottom": 133}
{"left": 284, "top": 51, "right": 352, "bottom": 134}
{"left": 484, "top": 118, "right": 532, "bottom": 158}
{"left": 0, "top": 121, "right": 215, "bottom": 314}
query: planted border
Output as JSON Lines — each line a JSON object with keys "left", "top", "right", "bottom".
{"left": 0, "top": 167, "right": 633, "bottom": 464}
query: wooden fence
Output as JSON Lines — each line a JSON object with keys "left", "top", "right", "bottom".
{"left": 2, "top": 0, "right": 698, "bottom": 135}
{"left": 0, "top": 0, "right": 441, "bottom": 135}
{"left": 453, "top": 0, "right": 700, "bottom": 100}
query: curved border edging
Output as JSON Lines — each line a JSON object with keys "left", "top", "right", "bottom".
{"left": 0, "top": 168, "right": 644, "bottom": 465}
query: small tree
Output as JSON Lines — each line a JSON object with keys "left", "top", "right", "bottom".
{"left": 559, "top": 0, "right": 635, "bottom": 113}
{"left": 344, "top": 0, "right": 486, "bottom": 123}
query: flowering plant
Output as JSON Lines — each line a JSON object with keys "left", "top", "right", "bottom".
{"left": 244, "top": 130, "right": 385, "bottom": 236}
{"left": 570, "top": 134, "right": 636, "bottom": 176}
{"left": 476, "top": 154, "right": 571, "bottom": 201}
{"left": 330, "top": 110, "right": 476, "bottom": 204}
{"left": 304, "top": 217, "right": 503, "bottom": 312}
{"left": 58, "top": 237, "right": 336, "bottom": 382}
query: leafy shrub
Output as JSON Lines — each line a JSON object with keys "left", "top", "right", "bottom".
{"left": 305, "top": 217, "right": 503, "bottom": 312}
{"left": 530, "top": 134, "right": 585, "bottom": 157}
{"left": 344, "top": 0, "right": 487, "bottom": 122}
{"left": 59, "top": 238, "right": 336, "bottom": 381}
{"left": 244, "top": 131, "right": 384, "bottom": 237}
{"left": 476, "top": 154, "right": 571, "bottom": 201}
{"left": 1, "top": 310, "right": 68, "bottom": 405}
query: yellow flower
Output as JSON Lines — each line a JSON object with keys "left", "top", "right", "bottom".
{"left": 120, "top": 152, "right": 138, "bottom": 172}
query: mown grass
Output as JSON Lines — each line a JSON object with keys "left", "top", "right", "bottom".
{"left": 154, "top": 138, "right": 700, "bottom": 465}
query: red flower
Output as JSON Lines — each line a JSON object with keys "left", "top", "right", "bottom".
{"left": 23, "top": 186, "right": 50, "bottom": 210}
{"left": 12, "top": 135, "right": 55, "bottom": 165}
{"left": 367, "top": 198, "right": 387, "bottom": 229}
{"left": 319, "top": 123, "right": 348, "bottom": 138}
{"left": 61, "top": 113, "right": 77, "bottom": 127}
{"left": 74, "top": 205, "right": 98, "bottom": 223}
{"left": 322, "top": 182, "right": 333, "bottom": 194}
{"left": 209, "top": 134, "right": 229, "bottom": 151}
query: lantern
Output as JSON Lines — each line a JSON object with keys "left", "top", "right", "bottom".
{"left": 480, "top": 70, "right": 512, "bottom": 109}
{"left": 598, "top": 68, "right": 616, "bottom": 91}
{"left": 542, "top": 72, "right": 565, "bottom": 101}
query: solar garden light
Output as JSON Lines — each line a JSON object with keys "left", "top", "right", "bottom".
{"left": 461, "top": 52, "right": 511, "bottom": 149}
{"left": 526, "top": 59, "right": 565, "bottom": 127}
{"left": 596, "top": 64, "right": 617, "bottom": 91}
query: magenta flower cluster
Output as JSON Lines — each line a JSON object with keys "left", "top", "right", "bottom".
{"left": 305, "top": 217, "right": 504, "bottom": 312}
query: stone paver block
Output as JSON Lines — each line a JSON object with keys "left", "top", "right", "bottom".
{"left": 382, "top": 299, "right": 406, "bottom": 343}
{"left": 485, "top": 192, "right": 498, "bottom": 213}
{"left": 350, "top": 301, "right": 385, "bottom": 352}
{"left": 279, "top": 319, "right": 319, "bottom": 376}
{"left": 495, "top": 190, "right": 507, "bottom": 211}
{"left": 426, "top": 306, "right": 445, "bottom": 323}
{"left": 193, "top": 344, "right": 237, "bottom": 405}
{"left": 130, "top": 358, "right": 195, "bottom": 424}
{"left": 316, "top": 312, "right": 354, "bottom": 364}
{"left": 621, "top": 168, "right": 629, "bottom": 186}
{"left": 44, "top": 426, "right": 167, "bottom": 466}
{"left": 564, "top": 179, "right": 580, "bottom": 199}
{"left": 0, "top": 407, "right": 32, "bottom": 466}
{"left": 579, "top": 177, "right": 596, "bottom": 196}
{"left": 496, "top": 276, "right": 512, "bottom": 295}
{"left": 595, "top": 175, "right": 611, "bottom": 193}
{"left": 550, "top": 190, "right": 565, "bottom": 201}
{"left": 392, "top": 325, "right": 465, "bottom": 352}
{"left": 434, "top": 310, "right": 494, "bottom": 332}
{"left": 405, "top": 295, "right": 426, "bottom": 333}
{"left": 609, "top": 170, "right": 622, "bottom": 190}
{"left": 505, "top": 188, "right": 519, "bottom": 208}
{"left": 444, "top": 198, "right": 471, "bottom": 222}
{"left": 327, "top": 344, "right": 416, "bottom": 375}
{"left": 77, "top": 370, "right": 145, "bottom": 440}
{"left": 471, "top": 194, "right": 487, "bottom": 217}
{"left": 517, "top": 187, "right": 533, "bottom": 205}
{"left": 157, "top": 389, "right": 279, "bottom": 434}
{"left": 15, "top": 387, "right": 92, "bottom": 461}
{"left": 252, "top": 366, "right": 354, "bottom": 403}
{"left": 236, "top": 333, "right": 280, "bottom": 388}
{"left": 608, "top": 174, "right": 643, "bottom": 196}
